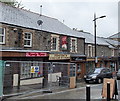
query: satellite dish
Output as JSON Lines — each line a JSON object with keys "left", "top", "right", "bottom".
{"left": 37, "top": 20, "right": 43, "bottom": 26}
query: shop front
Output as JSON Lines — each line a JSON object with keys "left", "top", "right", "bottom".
{"left": 70, "top": 54, "right": 86, "bottom": 79}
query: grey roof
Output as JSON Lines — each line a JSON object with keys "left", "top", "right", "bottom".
{"left": 108, "top": 33, "right": 120, "bottom": 38}
{"left": 0, "top": 2, "right": 84, "bottom": 39}
{"left": 0, "top": 2, "right": 119, "bottom": 47}
{"left": 81, "top": 32, "right": 110, "bottom": 46}
{"left": 104, "top": 38, "right": 120, "bottom": 46}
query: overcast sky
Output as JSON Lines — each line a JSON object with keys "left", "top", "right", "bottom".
{"left": 18, "top": 0, "right": 119, "bottom": 38}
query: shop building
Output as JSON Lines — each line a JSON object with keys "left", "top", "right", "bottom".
{"left": 0, "top": 2, "right": 86, "bottom": 88}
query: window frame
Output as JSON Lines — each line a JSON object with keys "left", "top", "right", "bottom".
{"left": 51, "top": 35, "right": 59, "bottom": 51}
{"left": 111, "top": 49, "right": 115, "bottom": 56}
{"left": 70, "top": 38, "right": 77, "bottom": 53}
{"left": 88, "top": 44, "right": 92, "bottom": 57}
{"left": 24, "top": 32, "right": 32, "bottom": 47}
{"left": 0, "top": 27, "right": 5, "bottom": 44}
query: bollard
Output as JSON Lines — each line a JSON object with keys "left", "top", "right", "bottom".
{"left": 86, "top": 85, "right": 90, "bottom": 101}
{"left": 107, "top": 82, "right": 110, "bottom": 101}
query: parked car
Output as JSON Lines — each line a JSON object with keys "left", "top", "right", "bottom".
{"left": 84, "top": 67, "right": 113, "bottom": 83}
{"left": 117, "top": 69, "right": 120, "bottom": 80}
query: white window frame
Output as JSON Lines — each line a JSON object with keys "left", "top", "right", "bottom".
{"left": 0, "top": 27, "right": 5, "bottom": 44}
{"left": 24, "top": 32, "right": 32, "bottom": 47}
{"left": 88, "top": 44, "right": 92, "bottom": 57}
{"left": 92, "top": 46, "right": 95, "bottom": 57}
{"left": 111, "top": 49, "right": 115, "bottom": 56}
{"left": 51, "top": 34, "right": 59, "bottom": 51}
{"left": 70, "top": 38, "right": 77, "bottom": 53}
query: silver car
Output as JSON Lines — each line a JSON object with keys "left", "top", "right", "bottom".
{"left": 117, "top": 69, "right": 120, "bottom": 80}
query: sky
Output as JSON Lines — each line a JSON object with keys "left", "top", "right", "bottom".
{"left": 17, "top": 0, "right": 119, "bottom": 38}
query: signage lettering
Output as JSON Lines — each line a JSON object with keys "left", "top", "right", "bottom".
{"left": 26, "top": 52, "right": 48, "bottom": 57}
{"left": 49, "top": 54, "right": 70, "bottom": 60}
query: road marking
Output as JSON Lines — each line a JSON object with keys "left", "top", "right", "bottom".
{"left": 19, "top": 84, "right": 102, "bottom": 99}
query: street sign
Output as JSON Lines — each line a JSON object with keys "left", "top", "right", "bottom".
{"left": 31, "top": 66, "right": 39, "bottom": 73}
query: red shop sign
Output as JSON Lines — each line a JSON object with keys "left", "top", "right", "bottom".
{"left": 26, "top": 52, "right": 48, "bottom": 57}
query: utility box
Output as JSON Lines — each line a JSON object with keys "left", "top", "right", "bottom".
{"left": 69, "top": 77, "right": 76, "bottom": 88}
{"left": 0, "top": 60, "right": 4, "bottom": 98}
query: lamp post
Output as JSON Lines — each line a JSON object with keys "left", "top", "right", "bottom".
{"left": 93, "top": 13, "right": 106, "bottom": 68}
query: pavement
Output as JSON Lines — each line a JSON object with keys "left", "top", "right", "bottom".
{"left": 2, "top": 80, "right": 120, "bottom": 101}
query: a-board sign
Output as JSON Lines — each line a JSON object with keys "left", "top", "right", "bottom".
{"left": 102, "top": 78, "right": 115, "bottom": 99}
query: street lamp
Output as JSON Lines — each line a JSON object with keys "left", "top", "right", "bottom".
{"left": 93, "top": 13, "right": 106, "bottom": 68}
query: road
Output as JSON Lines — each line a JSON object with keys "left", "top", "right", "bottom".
{"left": 4, "top": 80, "right": 120, "bottom": 101}
{"left": 6, "top": 84, "right": 103, "bottom": 100}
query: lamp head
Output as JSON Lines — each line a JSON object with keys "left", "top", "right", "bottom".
{"left": 99, "top": 16, "right": 106, "bottom": 18}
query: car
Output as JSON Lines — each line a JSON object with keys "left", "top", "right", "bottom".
{"left": 84, "top": 67, "right": 113, "bottom": 84}
{"left": 117, "top": 69, "right": 120, "bottom": 80}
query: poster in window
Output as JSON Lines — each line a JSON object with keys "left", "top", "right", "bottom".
{"left": 62, "top": 36, "right": 67, "bottom": 50}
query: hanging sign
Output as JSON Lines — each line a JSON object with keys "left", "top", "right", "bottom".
{"left": 61, "top": 36, "right": 67, "bottom": 50}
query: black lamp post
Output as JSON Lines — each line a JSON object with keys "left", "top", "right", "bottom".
{"left": 93, "top": 13, "right": 106, "bottom": 68}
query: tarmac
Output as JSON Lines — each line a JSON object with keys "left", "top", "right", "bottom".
{"left": 2, "top": 80, "right": 119, "bottom": 101}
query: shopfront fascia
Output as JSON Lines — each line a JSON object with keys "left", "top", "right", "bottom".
{"left": 0, "top": 50, "right": 49, "bottom": 61}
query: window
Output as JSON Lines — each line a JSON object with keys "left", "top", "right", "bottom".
{"left": 0, "top": 28, "right": 5, "bottom": 44}
{"left": 71, "top": 38, "right": 77, "bottom": 53}
{"left": 20, "top": 63, "right": 43, "bottom": 79}
{"left": 111, "top": 49, "right": 114, "bottom": 56}
{"left": 24, "top": 32, "right": 32, "bottom": 47}
{"left": 92, "top": 46, "right": 95, "bottom": 57}
{"left": 88, "top": 45, "right": 92, "bottom": 57}
{"left": 51, "top": 35, "right": 59, "bottom": 51}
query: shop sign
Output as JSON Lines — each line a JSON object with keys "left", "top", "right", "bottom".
{"left": 26, "top": 52, "right": 48, "bottom": 57}
{"left": 71, "top": 57, "right": 85, "bottom": 61}
{"left": 49, "top": 54, "right": 70, "bottom": 60}
{"left": 86, "top": 58, "right": 100, "bottom": 61}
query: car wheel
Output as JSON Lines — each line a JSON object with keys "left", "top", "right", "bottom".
{"left": 98, "top": 78, "right": 102, "bottom": 84}
{"left": 85, "top": 81, "right": 89, "bottom": 84}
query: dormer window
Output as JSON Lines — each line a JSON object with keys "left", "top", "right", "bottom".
{"left": 24, "top": 32, "right": 32, "bottom": 47}
{"left": 0, "top": 28, "right": 5, "bottom": 44}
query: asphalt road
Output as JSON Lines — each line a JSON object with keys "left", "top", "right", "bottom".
{"left": 4, "top": 80, "right": 120, "bottom": 101}
{"left": 6, "top": 84, "right": 103, "bottom": 100}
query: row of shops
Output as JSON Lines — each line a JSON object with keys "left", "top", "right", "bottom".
{"left": 1, "top": 50, "right": 118, "bottom": 81}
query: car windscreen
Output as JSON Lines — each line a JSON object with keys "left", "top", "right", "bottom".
{"left": 88, "top": 68, "right": 102, "bottom": 74}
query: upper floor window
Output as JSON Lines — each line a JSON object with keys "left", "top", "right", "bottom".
{"left": 71, "top": 38, "right": 77, "bottom": 53}
{"left": 24, "top": 32, "right": 32, "bottom": 47}
{"left": 51, "top": 35, "right": 59, "bottom": 51}
{"left": 88, "top": 45, "right": 92, "bottom": 57}
{"left": 111, "top": 49, "right": 114, "bottom": 56}
{"left": 0, "top": 28, "right": 5, "bottom": 44}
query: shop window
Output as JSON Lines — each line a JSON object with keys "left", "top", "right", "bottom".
{"left": 70, "top": 38, "right": 77, "bottom": 53}
{"left": 0, "top": 27, "right": 5, "bottom": 44}
{"left": 77, "top": 64, "right": 81, "bottom": 72}
{"left": 70, "top": 64, "right": 76, "bottom": 77}
{"left": 51, "top": 35, "right": 59, "bottom": 51}
{"left": 24, "top": 32, "right": 32, "bottom": 47}
{"left": 20, "top": 63, "right": 43, "bottom": 79}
